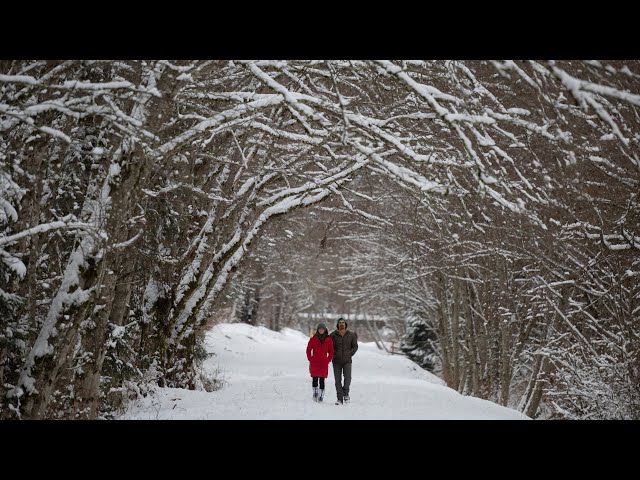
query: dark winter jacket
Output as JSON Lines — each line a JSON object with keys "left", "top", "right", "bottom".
{"left": 306, "top": 332, "right": 334, "bottom": 378}
{"left": 330, "top": 329, "right": 358, "bottom": 365}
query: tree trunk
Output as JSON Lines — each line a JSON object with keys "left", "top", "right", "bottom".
{"left": 451, "top": 277, "right": 461, "bottom": 391}
{"left": 524, "top": 356, "right": 551, "bottom": 418}
{"left": 464, "top": 281, "right": 480, "bottom": 396}
{"left": 436, "top": 273, "right": 453, "bottom": 387}
{"left": 498, "top": 316, "right": 512, "bottom": 406}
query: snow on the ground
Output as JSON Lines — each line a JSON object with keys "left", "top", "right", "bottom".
{"left": 119, "top": 323, "right": 530, "bottom": 420}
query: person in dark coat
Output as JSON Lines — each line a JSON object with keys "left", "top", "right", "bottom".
{"left": 306, "top": 323, "right": 334, "bottom": 402}
{"left": 330, "top": 317, "right": 358, "bottom": 404}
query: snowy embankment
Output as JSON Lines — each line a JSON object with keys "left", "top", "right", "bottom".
{"left": 119, "top": 323, "right": 530, "bottom": 420}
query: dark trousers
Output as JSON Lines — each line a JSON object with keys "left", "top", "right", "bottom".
{"left": 333, "top": 362, "right": 352, "bottom": 400}
{"left": 312, "top": 377, "right": 325, "bottom": 389}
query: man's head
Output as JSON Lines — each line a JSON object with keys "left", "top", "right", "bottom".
{"left": 337, "top": 318, "right": 347, "bottom": 331}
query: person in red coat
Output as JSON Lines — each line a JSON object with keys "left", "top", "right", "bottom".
{"left": 306, "top": 323, "right": 334, "bottom": 402}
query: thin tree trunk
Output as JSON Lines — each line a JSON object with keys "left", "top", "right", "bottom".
{"left": 464, "top": 281, "right": 480, "bottom": 396}
{"left": 524, "top": 356, "right": 551, "bottom": 418}
{"left": 499, "top": 316, "right": 512, "bottom": 406}
{"left": 437, "top": 273, "right": 453, "bottom": 387}
{"left": 451, "top": 276, "right": 461, "bottom": 391}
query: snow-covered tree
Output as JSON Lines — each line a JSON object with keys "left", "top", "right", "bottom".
{"left": 2, "top": 60, "right": 638, "bottom": 419}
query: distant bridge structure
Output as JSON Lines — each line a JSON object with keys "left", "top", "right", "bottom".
{"left": 297, "top": 312, "right": 388, "bottom": 335}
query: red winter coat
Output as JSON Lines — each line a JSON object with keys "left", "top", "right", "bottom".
{"left": 306, "top": 333, "right": 334, "bottom": 378}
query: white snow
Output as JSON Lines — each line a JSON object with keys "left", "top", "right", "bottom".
{"left": 109, "top": 162, "right": 121, "bottom": 178}
{"left": 119, "top": 323, "right": 530, "bottom": 420}
{"left": 38, "top": 126, "right": 70, "bottom": 143}
{"left": 0, "top": 198, "right": 18, "bottom": 223}
{"left": 176, "top": 73, "right": 193, "bottom": 82}
{"left": 506, "top": 107, "right": 531, "bottom": 116}
{"left": 6, "top": 256, "right": 26, "bottom": 278}
{"left": 0, "top": 215, "right": 91, "bottom": 247}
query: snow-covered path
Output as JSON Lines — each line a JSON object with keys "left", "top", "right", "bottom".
{"left": 120, "top": 323, "right": 530, "bottom": 420}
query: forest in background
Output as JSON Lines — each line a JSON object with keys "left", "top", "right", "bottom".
{"left": 1, "top": 60, "right": 638, "bottom": 419}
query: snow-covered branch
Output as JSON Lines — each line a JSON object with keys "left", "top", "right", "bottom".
{"left": 0, "top": 215, "right": 94, "bottom": 247}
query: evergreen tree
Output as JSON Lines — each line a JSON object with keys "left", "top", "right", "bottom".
{"left": 400, "top": 315, "right": 438, "bottom": 372}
